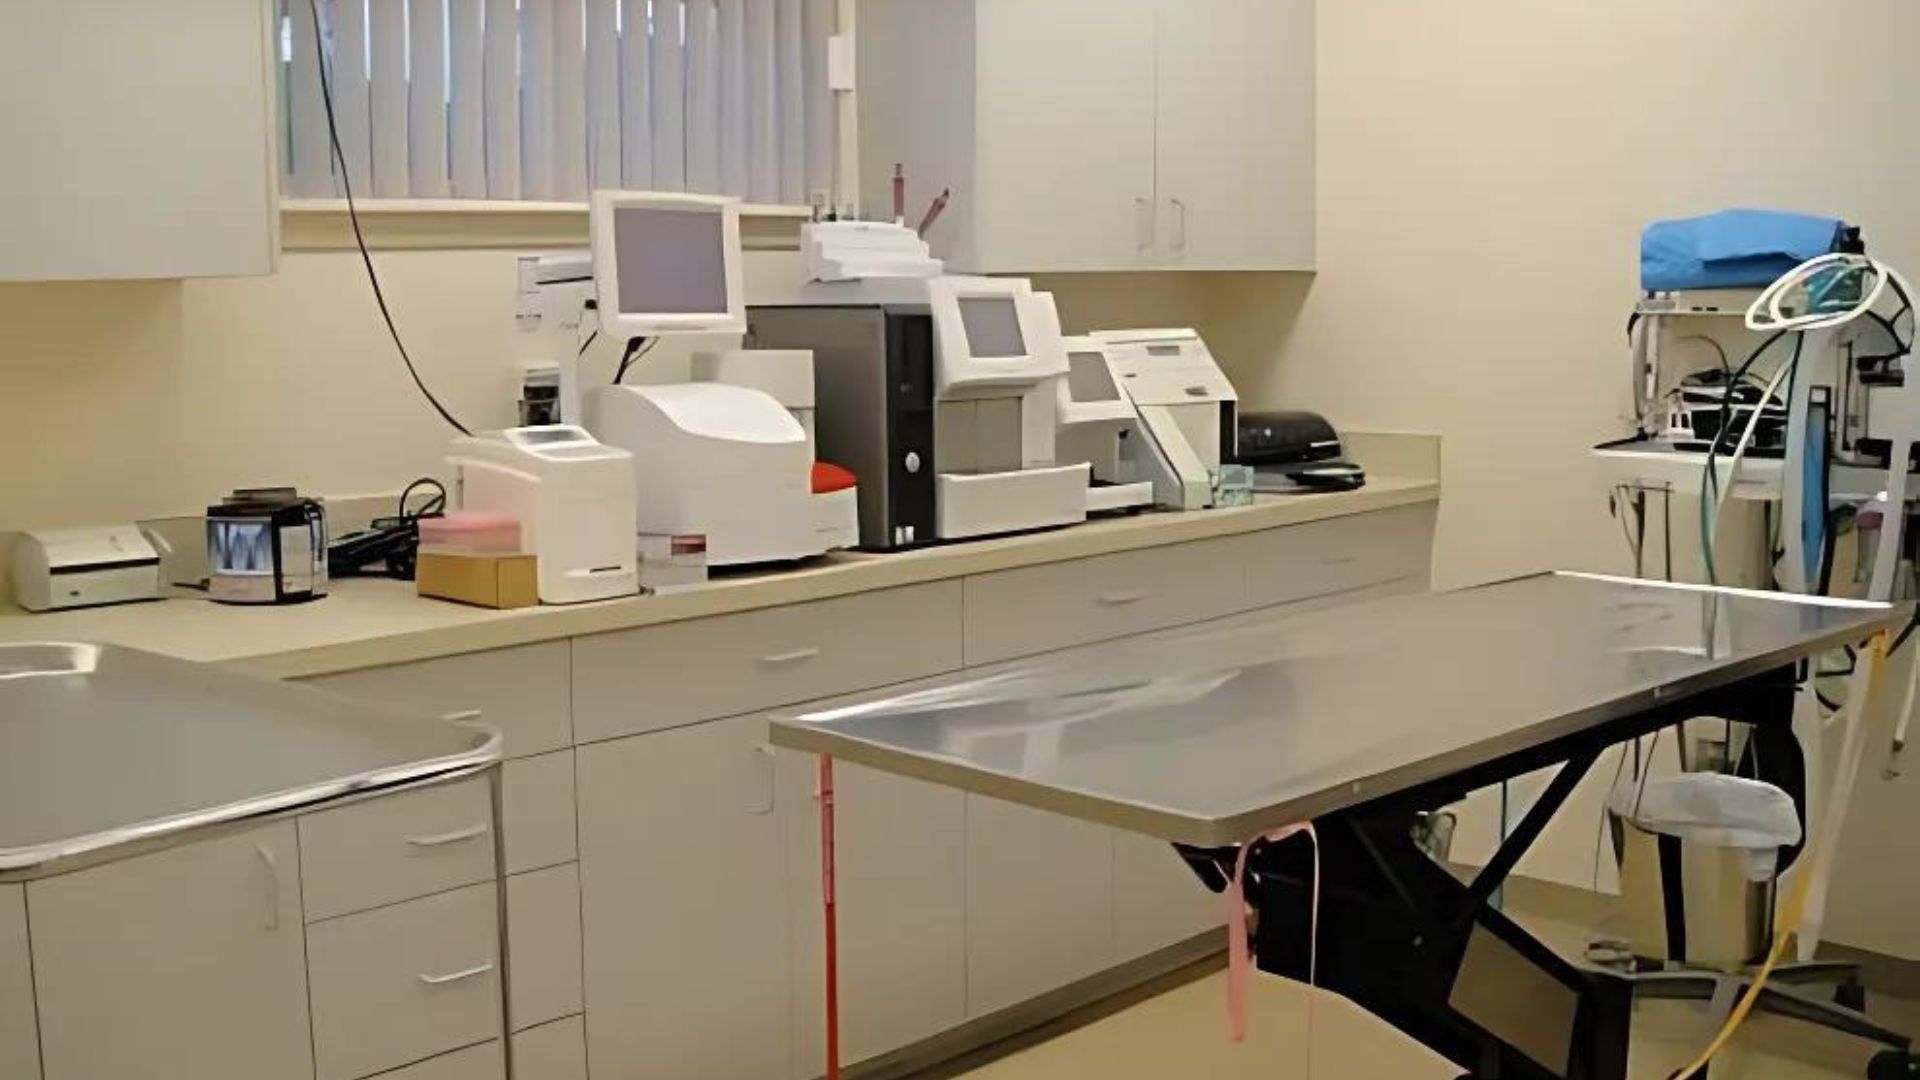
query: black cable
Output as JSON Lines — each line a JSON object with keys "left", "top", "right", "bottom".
{"left": 1700, "top": 329, "right": 1796, "bottom": 584}
{"left": 307, "top": 0, "right": 471, "bottom": 436}
{"left": 614, "top": 337, "right": 658, "bottom": 384}
{"left": 577, "top": 330, "right": 599, "bottom": 358}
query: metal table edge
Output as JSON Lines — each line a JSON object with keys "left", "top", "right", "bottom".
{"left": 767, "top": 592, "right": 1905, "bottom": 849}
{"left": 0, "top": 733, "right": 504, "bottom": 883}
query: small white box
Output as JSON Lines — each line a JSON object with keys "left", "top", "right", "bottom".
{"left": 11, "top": 526, "right": 163, "bottom": 612}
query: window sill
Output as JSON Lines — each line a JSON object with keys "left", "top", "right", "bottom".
{"left": 279, "top": 199, "right": 812, "bottom": 253}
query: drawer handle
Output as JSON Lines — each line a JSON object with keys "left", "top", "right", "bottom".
{"left": 1322, "top": 555, "right": 1360, "bottom": 566}
{"left": 418, "top": 961, "right": 495, "bottom": 986}
{"left": 407, "top": 823, "right": 491, "bottom": 848}
{"left": 440, "top": 709, "right": 484, "bottom": 723}
{"left": 254, "top": 842, "right": 281, "bottom": 932}
{"left": 1096, "top": 590, "right": 1151, "bottom": 607}
{"left": 758, "top": 647, "right": 821, "bottom": 666}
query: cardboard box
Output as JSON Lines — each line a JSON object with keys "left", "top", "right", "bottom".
{"left": 416, "top": 551, "right": 538, "bottom": 609}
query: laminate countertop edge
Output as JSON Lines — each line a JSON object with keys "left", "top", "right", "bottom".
{"left": 0, "top": 479, "right": 1439, "bottom": 680}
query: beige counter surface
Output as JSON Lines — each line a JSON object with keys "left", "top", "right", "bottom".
{"left": 0, "top": 478, "right": 1437, "bottom": 680}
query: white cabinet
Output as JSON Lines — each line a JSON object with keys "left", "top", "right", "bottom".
{"left": 964, "top": 795, "right": 1116, "bottom": 1018}
{"left": 29, "top": 825, "right": 313, "bottom": 1080}
{"left": 0, "top": 885, "right": 38, "bottom": 1080}
{"left": 0, "top": 0, "right": 278, "bottom": 280}
{"left": 577, "top": 716, "right": 792, "bottom": 1080}
{"left": 783, "top": 754, "right": 967, "bottom": 1073}
{"left": 1112, "top": 832, "right": 1224, "bottom": 960}
{"left": 858, "top": 0, "right": 1314, "bottom": 272}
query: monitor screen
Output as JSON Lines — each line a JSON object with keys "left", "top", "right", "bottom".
{"left": 613, "top": 205, "right": 730, "bottom": 316}
{"left": 1066, "top": 351, "right": 1122, "bottom": 402}
{"left": 959, "top": 297, "right": 1027, "bottom": 358}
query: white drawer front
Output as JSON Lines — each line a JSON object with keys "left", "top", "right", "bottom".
{"left": 300, "top": 777, "right": 496, "bottom": 923}
{"left": 1239, "top": 505, "right": 1434, "bottom": 611}
{"left": 507, "top": 864, "right": 583, "bottom": 1032}
{"left": 572, "top": 582, "right": 963, "bottom": 743}
{"left": 303, "top": 641, "right": 571, "bottom": 759}
{"left": 372, "top": 1041, "right": 502, "bottom": 1080}
{"left": 962, "top": 538, "right": 1244, "bottom": 665}
{"left": 513, "top": 1016, "right": 587, "bottom": 1080}
{"left": 503, "top": 751, "right": 576, "bottom": 875}
{"left": 307, "top": 883, "right": 502, "bottom": 1080}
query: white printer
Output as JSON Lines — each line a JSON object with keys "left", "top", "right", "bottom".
{"left": 447, "top": 426, "right": 639, "bottom": 604}
{"left": 10, "top": 525, "right": 164, "bottom": 611}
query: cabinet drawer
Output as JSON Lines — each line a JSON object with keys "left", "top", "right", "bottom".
{"left": 303, "top": 641, "right": 571, "bottom": 759}
{"left": 962, "top": 538, "right": 1244, "bottom": 665}
{"left": 503, "top": 751, "right": 576, "bottom": 875}
{"left": 307, "top": 883, "right": 502, "bottom": 1080}
{"left": 507, "top": 864, "right": 583, "bottom": 1031}
{"left": 374, "top": 1041, "right": 502, "bottom": 1080}
{"left": 514, "top": 1016, "right": 587, "bottom": 1080}
{"left": 300, "top": 777, "right": 497, "bottom": 923}
{"left": 1239, "top": 505, "right": 1434, "bottom": 611}
{"left": 572, "top": 582, "right": 963, "bottom": 743}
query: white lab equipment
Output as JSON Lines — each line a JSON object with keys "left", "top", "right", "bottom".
{"left": 690, "top": 349, "right": 820, "bottom": 451}
{"left": 747, "top": 274, "right": 1090, "bottom": 550}
{"left": 802, "top": 220, "right": 943, "bottom": 282}
{"left": 1091, "top": 328, "right": 1240, "bottom": 511}
{"left": 589, "top": 190, "right": 746, "bottom": 339}
{"left": 585, "top": 382, "right": 844, "bottom": 566}
{"left": 1053, "top": 336, "right": 1160, "bottom": 514}
{"left": 10, "top": 525, "right": 164, "bottom": 612}
{"left": 446, "top": 426, "right": 639, "bottom": 605}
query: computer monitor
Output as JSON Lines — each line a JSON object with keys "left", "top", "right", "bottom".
{"left": 590, "top": 190, "right": 747, "bottom": 339}
{"left": 924, "top": 276, "right": 1069, "bottom": 393}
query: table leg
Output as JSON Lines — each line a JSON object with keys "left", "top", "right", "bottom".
{"left": 820, "top": 755, "right": 841, "bottom": 1080}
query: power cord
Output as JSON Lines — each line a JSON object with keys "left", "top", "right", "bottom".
{"left": 306, "top": 0, "right": 471, "bottom": 436}
{"left": 614, "top": 337, "right": 659, "bottom": 384}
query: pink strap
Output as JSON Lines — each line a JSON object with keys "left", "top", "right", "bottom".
{"left": 1225, "top": 822, "right": 1319, "bottom": 1049}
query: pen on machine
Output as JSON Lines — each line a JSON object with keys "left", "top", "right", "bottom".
{"left": 917, "top": 188, "right": 951, "bottom": 238}
{"left": 892, "top": 163, "right": 906, "bottom": 225}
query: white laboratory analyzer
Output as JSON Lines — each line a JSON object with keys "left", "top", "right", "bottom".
{"left": 1091, "top": 328, "right": 1240, "bottom": 511}
{"left": 747, "top": 274, "right": 1092, "bottom": 550}
{"left": 447, "top": 426, "right": 639, "bottom": 604}
{"left": 526, "top": 190, "right": 858, "bottom": 567}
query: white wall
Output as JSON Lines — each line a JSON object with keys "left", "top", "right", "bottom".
{"left": 1216, "top": 0, "right": 1920, "bottom": 591}
{"left": 0, "top": 249, "right": 805, "bottom": 532}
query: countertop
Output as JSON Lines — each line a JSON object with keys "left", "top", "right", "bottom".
{"left": 0, "top": 477, "right": 1438, "bottom": 681}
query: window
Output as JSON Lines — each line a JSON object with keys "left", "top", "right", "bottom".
{"left": 280, "top": 0, "right": 838, "bottom": 205}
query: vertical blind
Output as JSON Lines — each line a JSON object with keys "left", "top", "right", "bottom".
{"left": 282, "top": 0, "right": 837, "bottom": 205}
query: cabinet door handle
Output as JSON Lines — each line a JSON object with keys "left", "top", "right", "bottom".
{"left": 758, "top": 647, "right": 821, "bottom": 666}
{"left": 441, "top": 709, "right": 484, "bottom": 724}
{"left": 418, "top": 961, "right": 495, "bottom": 986}
{"left": 1135, "top": 196, "right": 1155, "bottom": 251}
{"left": 1096, "top": 589, "right": 1151, "bottom": 607}
{"left": 747, "top": 745, "right": 777, "bottom": 815}
{"left": 1170, "top": 198, "right": 1188, "bottom": 251}
{"left": 407, "top": 823, "right": 491, "bottom": 847}
{"left": 254, "top": 842, "right": 281, "bottom": 932}
{"left": 1322, "top": 554, "right": 1360, "bottom": 567}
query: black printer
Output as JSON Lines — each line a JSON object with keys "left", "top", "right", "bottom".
{"left": 1234, "top": 411, "right": 1367, "bottom": 493}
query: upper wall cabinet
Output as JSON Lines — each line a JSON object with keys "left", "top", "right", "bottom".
{"left": 0, "top": 0, "right": 279, "bottom": 282}
{"left": 858, "top": 0, "right": 1314, "bottom": 274}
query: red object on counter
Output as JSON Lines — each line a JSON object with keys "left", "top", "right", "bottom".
{"left": 812, "top": 462, "right": 857, "bottom": 494}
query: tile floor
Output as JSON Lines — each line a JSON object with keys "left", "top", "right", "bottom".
{"left": 949, "top": 889, "right": 1917, "bottom": 1080}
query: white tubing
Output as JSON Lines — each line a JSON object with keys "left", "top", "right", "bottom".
{"left": 1747, "top": 252, "right": 1894, "bottom": 333}
{"left": 1704, "top": 354, "right": 1798, "bottom": 567}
